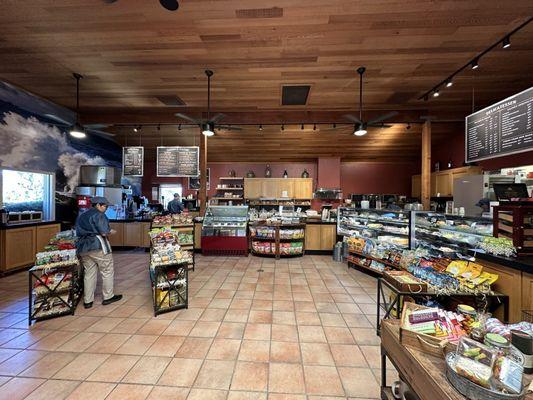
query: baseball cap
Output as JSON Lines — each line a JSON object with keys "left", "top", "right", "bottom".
{"left": 91, "top": 196, "right": 110, "bottom": 205}
{"left": 475, "top": 198, "right": 490, "bottom": 207}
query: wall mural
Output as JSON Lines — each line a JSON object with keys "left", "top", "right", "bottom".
{"left": 0, "top": 98, "right": 129, "bottom": 223}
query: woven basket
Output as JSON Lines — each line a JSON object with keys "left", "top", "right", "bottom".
{"left": 445, "top": 353, "right": 526, "bottom": 400}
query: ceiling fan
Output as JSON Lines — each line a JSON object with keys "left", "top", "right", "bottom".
{"left": 45, "top": 73, "right": 115, "bottom": 140}
{"left": 175, "top": 70, "right": 241, "bottom": 137}
{"left": 344, "top": 67, "right": 399, "bottom": 136}
{"left": 103, "top": 0, "right": 179, "bottom": 11}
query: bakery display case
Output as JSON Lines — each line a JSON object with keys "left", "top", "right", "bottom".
{"left": 413, "top": 212, "right": 493, "bottom": 259}
{"left": 201, "top": 205, "right": 249, "bottom": 256}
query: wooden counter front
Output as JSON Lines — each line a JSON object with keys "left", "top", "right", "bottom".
{"left": 304, "top": 223, "right": 336, "bottom": 252}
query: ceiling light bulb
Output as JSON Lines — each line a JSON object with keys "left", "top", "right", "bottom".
{"left": 259, "top": 124, "right": 263, "bottom": 131}
{"left": 354, "top": 129, "right": 367, "bottom": 136}
{"left": 313, "top": 124, "right": 316, "bottom": 131}
{"left": 433, "top": 90, "right": 440, "bottom": 97}
{"left": 471, "top": 59, "right": 479, "bottom": 70}
{"left": 69, "top": 123, "right": 86, "bottom": 139}
{"left": 503, "top": 36, "right": 511, "bottom": 49}
{"left": 445, "top": 80, "right": 453, "bottom": 88}
{"left": 202, "top": 129, "right": 214, "bottom": 137}
{"left": 133, "top": 127, "right": 138, "bottom": 133}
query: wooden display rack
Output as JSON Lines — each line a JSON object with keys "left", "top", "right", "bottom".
{"left": 493, "top": 204, "right": 533, "bottom": 255}
{"left": 249, "top": 222, "right": 305, "bottom": 259}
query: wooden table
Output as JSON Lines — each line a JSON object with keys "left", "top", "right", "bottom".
{"left": 380, "top": 320, "right": 533, "bottom": 400}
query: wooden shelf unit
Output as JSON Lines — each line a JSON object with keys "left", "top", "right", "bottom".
{"left": 411, "top": 166, "right": 481, "bottom": 198}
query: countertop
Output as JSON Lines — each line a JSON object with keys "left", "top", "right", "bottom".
{"left": 108, "top": 218, "right": 153, "bottom": 223}
{"left": 475, "top": 251, "right": 533, "bottom": 273}
{"left": 0, "top": 220, "right": 60, "bottom": 230}
{"left": 304, "top": 219, "right": 337, "bottom": 225}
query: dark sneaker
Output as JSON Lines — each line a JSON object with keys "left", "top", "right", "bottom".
{"left": 102, "top": 294, "right": 123, "bottom": 306}
{"left": 84, "top": 302, "right": 93, "bottom": 309}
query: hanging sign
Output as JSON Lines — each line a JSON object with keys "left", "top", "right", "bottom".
{"left": 122, "top": 146, "right": 144, "bottom": 177}
{"left": 157, "top": 146, "right": 200, "bottom": 177}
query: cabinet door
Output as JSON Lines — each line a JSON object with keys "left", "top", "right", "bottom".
{"left": 123, "top": 223, "right": 142, "bottom": 247}
{"left": 35, "top": 224, "right": 60, "bottom": 252}
{"left": 194, "top": 222, "right": 202, "bottom": 249}
{"left": 411, "top": 175, "right": 421, "bottom": 198}
{"left": 278, "top": 179, "right": 295, "bottom": 198}
{"left": 305, "top": 224, "right": 321, "bottom": 251}
{"left": 294, "top": 179, "right": 313, "bottom": 199}
{"left": 435, "top": 173, "right": 451, "bottom": 197}
{"left": 522, "top": 272, "right": 533, "bottom": 317}
{"left": 4, "top": 227, "right": 36, "bottom": 270}
{"left": 262, "top": 179, "right": 279, "bottom": 198}
{"left": 482, "top": 262, "right": 522, "bottom": 323}
{"left": 320, "top": 225, "right": 337, "bottom": 250}
{"left": 141, "top": 222, "right": 151, "bottom": 248}
{"left": 244, "top": 179, "right": 262, "bottom": 199}
{"left": 108, "top": 222, "right": 124, "bottom": 247}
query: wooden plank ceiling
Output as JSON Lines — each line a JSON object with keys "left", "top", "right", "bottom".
{"left": 0, "top": 0, "right": 532, "bottom": 161}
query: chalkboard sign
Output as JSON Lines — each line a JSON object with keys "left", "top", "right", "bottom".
{"left": 157, "top": 146, "right": 200, "bottom": 177}
{"left": 466, "top": 87, "right": 533, "bottom": 162}
{"left": 122, "top": 146, "right": 144, "bottom": 177}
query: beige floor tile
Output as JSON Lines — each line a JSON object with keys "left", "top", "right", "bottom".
{"left": 268, "top": 394, "right": 305, "bottom": 400}
{"left": 269, "top": 362, "right": 305, "bottom": 394}
{"left": 228, "top": 391, "right": 267, "bottom": 400}
{"left": 0, "top": 377, "right": 45, "bottom": 400}
{"left": 106, "top": 383, "right": 153, "bottom": 400}
{"left": 189, "top": 321, "right": 221, "bottom": 337}
{"left": 28, "top": 330, "right": 78, "bottom": 351}
{"left": 187, "top": 388, "right": 228, "bottom": 400}
{"left": 272, "top": 311, "right": 296, "bottom": 325}
{"left": 350, "top": 328, "right": 380, "bottom": 346}
{"left": 115, "top": 334, "right": 158, "bottom": 355}
{"left": 65, "top": 381, "right": 116, "bottom": 400}
{"left": 323, "top": 326, "right": 355, "bottom": 344}
{"left": 294, "top": 301, "right": 315, "bottom": 311}
{"left": 113, "top": 318, "right": 149, "bottom": 334}
{"left": 53, "top": 353, "right": 110, "bottom": 380}
{"left": 338, "top": 367, "right": 380, "bottom": 398}
{"left": 86, "top": 333, "right": 131, "bottom": 353}
{"left": 251, "top": 300, "right": 273, "bottom": 311}
{"left": 231, "top": 361, "right": 268, "bottom": 391}
{"left": 271, "top": 325, "right": 299, "bottom": 342}
{"left": 157, "top": 358, "right": 203, "bottom": 386}
{"left": 162, "top": 320, "right": 195, "bottom": 336}
{"left": 194, "top": 359, "right": 235, "bottom": 390}
{"left": 315, "top": 303, "right": 339, "bottom": 314}
{"left": 248, "top": 310, "right": 273, "bottom": 324}
{"left": 270, "top": 341, "right": 300, "bottom": 363}
{"left": 57, "top": 332, "right": 105, "bottom": 352}
{"left": 86, "top": 317, "right": 125, "bottom": 333}
{"left": 207, "top": 338, "right": 241, "bottom": 360}
{"left": 238, "top": 340, "right": 270, "bottom": 362}
{"left": 146, "top": 386, "right": 189, "bottom": 400}
{"left": 122, "top": 356, "right": 171, "bottom": 384}
{"left": 318, "top": 313, "right": 346, "bottom": 327}
{"left": 175, "top": 337, "right": 213, "bottom": 358}
{"left": 300, "top": 342, "right": 335, "bottom": 366}
{"left": 136, "top": 319, "right": 172, "bottom": 335}
{"left": 244, "top": 323, "right": 271, "bottom": 341}
{"left": 330, "top": 344, "right": 368, "bottom": 367}
{"left": 23, "top": 379, "right": 79, "bottom": 400}
{"left": 0, "top": 349, "right": 47, "bottom": 376}
{"left": 200, "top": 308, "right": 227, "bottom": 322}
{"left": 217, "top": 322, "right": 246, "bottom": 339}
{"left": 303, "top": 365, "right": 344, "bottom": 396}
{"left": 1, "top": 329, "right": 54, "bottom": 349}
{"left": 224, "top": 309, "right": 250, "bottom": 323}
{"left": 272, "top": 301, "right": 294, "bottom": 311}
{"left": 298, "top": 325, "right": 327, "bottom": 343}
{"left": 295, "top": 312, "right": 321, "bottom": 326}
{"left": 343, "top": 314, "right": 373, "bottom": 328}
{"left": 20, "top": 352, "right": 77, "bottom": 378}
{"left": 360, "top": 345, "right": 381, "bottom": 369}
{"left": 87, "top": 354, "right": 140, "bottom": 382}
{"left": 146, "top": 335, "right": 185, "bottom": 357}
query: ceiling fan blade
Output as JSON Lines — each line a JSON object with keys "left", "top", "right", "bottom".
{"left": 368, "top": 123, "right": 393, "bottom": 128}
{"left": 175, "top": 113, "right": 200, "bottom": 124}
{"left": 86, "top": 128, "right": 116, "bottom": 139}
{"left": 209, "top": 113, "right": 226, "bottom": 124}
{"left": 367, "top": 111, "right": 399, "bottom": 125}
{"left": 43, "top": 113, "right": 72, "bottom": 125}
{"left": 217, "top": 125, "right": 242, "bottom": 131}
{"left": 343, "top": 114, "right": 363, "bottom": 124}
{"left": 85, "top": 123, "right": 111, "bottom": 129}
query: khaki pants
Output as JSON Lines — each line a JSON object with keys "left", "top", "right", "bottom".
{"left": 80, "top": 250, "right": 114, "bottom": 304}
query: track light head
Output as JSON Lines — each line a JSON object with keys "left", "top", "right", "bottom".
{"left": 503, "top": 36, "right": 511, "bottom": 49}
{"left": 313, "top": 123, "right": 316, "bottom": 131}
{"left": 445, "top": 79, "right": 453, "bottom": 88}
{"left": 423, "top": 95, "right": 429, "bottom": 102}
{"left": 178, "top": 124, "right": 181, "bottom": 131}
{"left": 159, "top": 0, "right": 179, "bottom": 11}
{"left": 471, "top": 59, "right": 479, "bottom": 70}
{"left": 281, "top": 124, "right": 285, "bottom": 131}
{"left": 301, "top": 123, "right": 304, "bottom": 130}
{"left": 406, "top": 123, "right": 411, "bottom": 130}
{"left": 259, "top": 124, "right": 263, "bottom": 131}
{"left": 333, "top": 123, "right": 336, "bottom": 129}
{"left": 433, "top": 90, "right": 440, "bottom": 98}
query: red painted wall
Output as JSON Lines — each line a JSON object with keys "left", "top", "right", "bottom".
{"left": 317, "top": 157, "right": 341, "bottom": 188}
{"left": 341, "top": 162, "right": 418, "bottom": 196}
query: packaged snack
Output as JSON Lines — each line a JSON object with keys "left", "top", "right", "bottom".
{"left": 493, "top": 356, "right": 523, "bottom": 394}
{"left": 454, "top": 337, "right": 496, "bottom": 388}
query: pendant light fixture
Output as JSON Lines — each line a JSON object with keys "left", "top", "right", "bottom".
{"left": 69, "top": 73, "right": 86, "bottom": 139}
{"left": 502, "top": 36, "right": 511, "bottom": 49}
{"left": 159, "top": 0, "right": 179, "bottom": 11}
{"left": 202, "top": 70, "right": 215, "bottom": 137}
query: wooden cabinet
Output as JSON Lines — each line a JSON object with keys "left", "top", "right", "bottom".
{"left": 35, "top": 224, "right": 61, "bottom": 252}
{"left": 522, "top": 272, "right": 533, "bottom": 316}
{"left": 411, "top": 166, "right": 482, "bottom": 199}
{"left": 244, "top": 178, "right": 313, "bottom": 199}
{"left": 108, "top": 222, "right": 124, "bottom": 247}
{"left": 481, "top": 260, "right": 523, "bottom": 322}
{"left": 123, "top": 222, "right": 142, "bottom": 247}
{"left": 141, "top": 222, "right": 151, "bottom": 248}
{"left": 1, "top": 226, "right": 36, "bottom": 272}
{"left": 320, "top": 224, "right": 337, "bottom": 251}
{"left": 305, "top": 224, "right": 322, "bottom": 250}
{"left": 435, "top": 173, "right": 452, "bottom": 197}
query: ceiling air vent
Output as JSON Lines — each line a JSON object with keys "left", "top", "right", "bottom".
{"left": 236, "top": 7, "right": 283, "bottom": 19}
{"left": 281, "top": 85, "right": 310, "bottom": 106}
{"left": 156, "top": 96, "right": 186, "bottom": 106}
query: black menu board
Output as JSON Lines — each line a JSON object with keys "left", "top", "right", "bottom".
{"left": 122, "top": 146, "right": 144, "bottom": 177}
{"left": 466, "top": 87, "right": 533, "bottom": 162}
{"left": 157, "top": 146, "right": 199, "bottom": 177}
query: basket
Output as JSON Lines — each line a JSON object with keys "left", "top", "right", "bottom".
{"left": 445, "top": 353, "right": 526, "bottom": 400}
{"left": 399, "top": 302, "right": 456, "bottom": 358}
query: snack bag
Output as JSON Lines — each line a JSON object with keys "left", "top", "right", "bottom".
{"left": 454, "top": 337, "right": 496, "bottom": 388}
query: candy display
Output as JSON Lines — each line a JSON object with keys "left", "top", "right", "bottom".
{"left": 152, "top": 213, "right": 193, "bottom": 227}
{"left": 252, "top": 241, "right": 275, "bottom": 255}
{"left": 479, "top": 236, "right": 516, "bottom": 257}
{"left": 250, "top": 226, "right": 276, "bottom": 239}
{"left": 279, "top": 242, "right": 303, "bottom": 255}
{"left": 279, "top": 228, "right": 304, "bottom": 239}
{"left": 35, "top": 249, "right": 78, "bottom": 269}
{"left": 44, "top": 229, "right": 76, "bottom": 251}
{"left": 453, "top": 337, "right": 496, "bottom": 388}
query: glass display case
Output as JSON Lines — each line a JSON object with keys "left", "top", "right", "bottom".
{"left": 337, "top": 207, "right": 411, "bottom": 249}
{"left": 413, "top": 212, "right": 493, "bottom": 259}
{"left": 201, "top": 205, "right": 249, "bottom": 256}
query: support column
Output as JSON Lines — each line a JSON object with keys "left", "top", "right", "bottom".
{"left": 421, "top": 120, "right": 431, "bottom": 210}
{"left": 199, "top": 132, "right": 207, "bottom": 216}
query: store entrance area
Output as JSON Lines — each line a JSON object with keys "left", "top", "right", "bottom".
{"left": 0, "top": 252, "right": 388, "bottom": 399}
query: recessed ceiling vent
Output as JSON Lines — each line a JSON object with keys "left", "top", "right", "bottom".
{"left": 156, "top": 96, "right": 186, "bottom": 106}
{"left": 282, "top": 85, "right": 310, "bottom": 106}
{"left": 236, "top": 7, "right": 283, "bottom": 19}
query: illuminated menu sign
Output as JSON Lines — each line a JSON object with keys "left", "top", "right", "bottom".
{"left": 156, "top": 146, "right": 199, "bottom": 177}
{"left": 466, "top": 87, "right": 533, "bottom": 162}
{"left": 122, "top": 146, "right": 144, "bottom": 177}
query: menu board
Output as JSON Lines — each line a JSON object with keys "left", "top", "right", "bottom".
{"left": 122, "top": 146, "right": 144, "bottom": 177}
{"left": 466, "top": 87, "right": 533, "bottom": 162}
{"left": 157, "top": 146, "right": 199, "bottom": 177}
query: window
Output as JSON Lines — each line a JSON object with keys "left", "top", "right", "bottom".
{"left": 159, "top": 184, "right": 182, "bottom": 208}
{"left": 0, "top": 168, "right": 55, "bottom": 220}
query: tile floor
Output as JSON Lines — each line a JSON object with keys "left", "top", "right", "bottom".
{"left": 0, "top": 252, "right": 397, "bottom": 399}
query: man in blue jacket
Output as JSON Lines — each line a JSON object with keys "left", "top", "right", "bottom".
{"left": 76, "top": 196, "right": 122, "bottom": 309}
